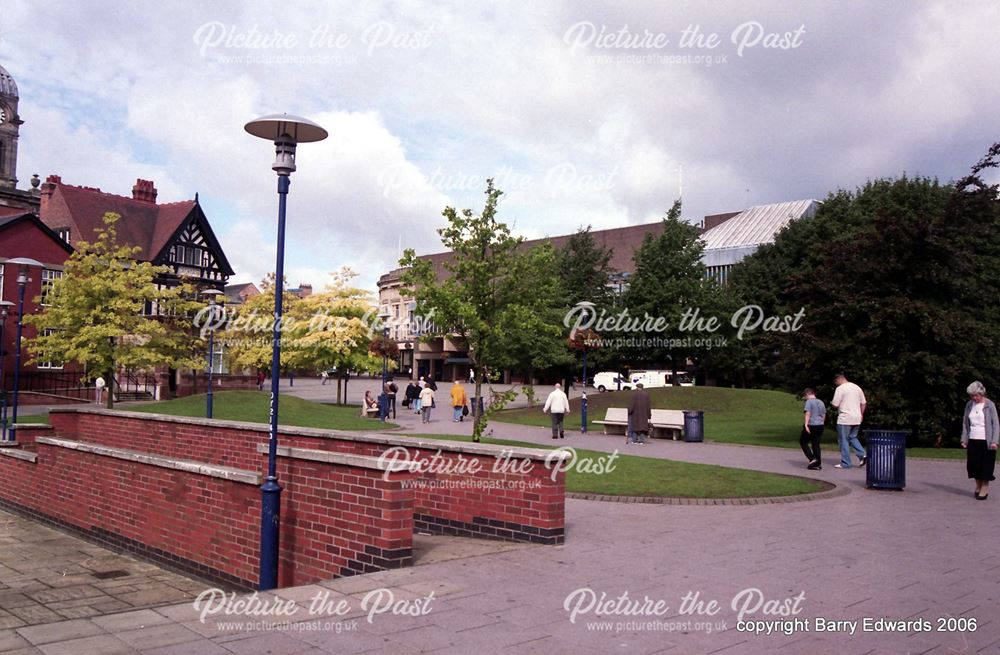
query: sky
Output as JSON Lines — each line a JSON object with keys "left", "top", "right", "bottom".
{"left": 1, "top": 0, "right": 998, "bottom": 294}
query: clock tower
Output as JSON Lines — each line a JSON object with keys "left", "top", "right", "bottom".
{"left": 0, "top": 63, "right": 21, "bottom": 190}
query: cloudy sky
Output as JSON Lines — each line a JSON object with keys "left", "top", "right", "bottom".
{"left": 2, "top": 1, "right": 998, "bottom": 292}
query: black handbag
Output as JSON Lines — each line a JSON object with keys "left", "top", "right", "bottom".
{"left": 462, "top": 404, "right": 470, "bottom": 417}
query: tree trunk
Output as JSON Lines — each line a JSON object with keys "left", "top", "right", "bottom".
{"left": 472, "top": 365, "right": 484, "bottom": 441}
{"left": 106, "top": 364, "right": 115, "bottom": 410}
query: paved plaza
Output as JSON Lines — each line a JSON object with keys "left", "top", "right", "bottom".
{"left": 3, "top": 391, "right": 998, "bottom": 654}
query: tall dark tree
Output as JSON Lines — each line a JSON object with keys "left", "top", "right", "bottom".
{"left": 556, "top": 226, "right": 616, "bottom": 377}
{"left": 729, "top": 144, "right": 1000, "bottom": 443}
{"left": 624, "top": 200, "right": 715, "bottom": 381}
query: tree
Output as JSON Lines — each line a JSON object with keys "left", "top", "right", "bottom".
{"left": 400, "top": 179, "right": 566, "bottom": 439}
{"left": 556, "top": 227, "right": 617, "bottom": 374}
{"left": 624, "top": 200, "right": 715, "bottom": 381}
{"left": 26, "top": 213, "right": 203, "bottom": 408}
{"left": 220, "top": 273, "right": 302, "bottom": 375}
{"left": 730, "top": 145, "right": 1000, "bottom": 443}
{"left": 285, "top": 269, "right": 385, "bottom": 404}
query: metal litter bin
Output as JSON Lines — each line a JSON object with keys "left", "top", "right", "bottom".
{"left": 683, "top": 410, "right": 704, "bottom": 443}
{"left": 864, "top": 430, "right": 906, "bottom": 490}
{"left": 469, "top": 396, "right": 486, "bottom": 418}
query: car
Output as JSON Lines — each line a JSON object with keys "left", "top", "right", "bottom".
{"left": 630, "top": 370, "right": 695, "bottom": 388}
{"left": 593, "top": 372, "right": 631, "bottom": 392}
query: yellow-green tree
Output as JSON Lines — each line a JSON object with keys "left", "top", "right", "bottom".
{"left": 26, "top": 213, "right": 204, "bottom": 408}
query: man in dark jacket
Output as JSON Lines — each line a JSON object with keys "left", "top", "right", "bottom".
{"left": 628, "top": 383, "right": 652, "bottom": 445}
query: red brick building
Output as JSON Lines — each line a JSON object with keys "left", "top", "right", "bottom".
{"left": 0, "top": 210, "right": 75, "bottom": 386}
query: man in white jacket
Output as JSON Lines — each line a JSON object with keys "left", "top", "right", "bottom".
{"left": 543, "top": 383, "right": 570, "bottom": 439}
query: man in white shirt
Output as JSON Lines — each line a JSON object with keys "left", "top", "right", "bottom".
{"left": 543, "top": 383, "right": 570, "bottom": 439}
{"left": 831, "top": 373, "right": 867, "bottom": 469}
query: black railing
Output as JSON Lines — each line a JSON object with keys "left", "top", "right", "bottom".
{"left": 3, "top": 370, "right": 94, "bottom": 401}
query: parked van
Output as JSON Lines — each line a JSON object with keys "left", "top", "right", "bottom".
{"left": 593, "top": 372, "right": 631, "bottom": 392}
{"left": 630, "top": 370, "right": 695, "bottom": 388}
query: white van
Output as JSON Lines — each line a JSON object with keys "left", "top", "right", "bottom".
{"left": 630, "top": 370, "right": 695, "bottom": 388}
{"left": 593, "top": 372, "right": 631, "bottom": 392}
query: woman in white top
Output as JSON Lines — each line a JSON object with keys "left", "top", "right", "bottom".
{"left": 961, "top": 381, "right": 999, "bottom": 500}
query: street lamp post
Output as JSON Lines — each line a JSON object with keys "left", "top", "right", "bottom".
{"left": 201, "top": 289, "right": 225, "bottom": 419}
{"left": 378, "top": 308, "right": 391, "bottom": 422}
{"left": 245, "top": 113, "right": 327, "bottom": 591}
{"left": 576, "top": 301, "right": 595, "bottom": 434}
{"left": 0, "top": 301, "right": 13, "bottom": 440}
{"left": 6, "top": 258, "right": 42, "bottom": 443}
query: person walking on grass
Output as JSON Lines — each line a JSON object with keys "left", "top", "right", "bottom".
{"left": 419, "top": 382, "right": 435, "bottom": 423}
{"left": 627, "top": 383, "right": 652, "bottom": 445}
{"left": 800, "top": 387, "right": 826, "bottom": 470}
{"left": 962, "top": 381, "right": 998, "bottom": 500}
{"left": 831, "top": 373, "right": 867, "bottom": 469}
{"left": 543, "top": 383, "right": 570, "bottom": 439}
{"left": 451, "top": 379, "right": 468, "bottom": 422}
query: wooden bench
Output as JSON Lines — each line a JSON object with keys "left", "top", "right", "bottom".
{"left": 593, "top": 408, "right": 628, "bottom": 435}
{"left": 650, "top": 409, "right": 685, "bottom": 440}
{"left": 363, "top": 405, "right": 380, "bottom": 418}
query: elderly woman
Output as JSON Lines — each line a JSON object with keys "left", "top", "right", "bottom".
{"left": 961, "top": 381, "right": 999, "bottom": 500}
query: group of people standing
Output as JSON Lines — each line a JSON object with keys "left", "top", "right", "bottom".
{"left": 403, "top": 378, "right": 438, "bottom": 423}
{"left": 799, "top": 374, "right": 997, "bottom": 499}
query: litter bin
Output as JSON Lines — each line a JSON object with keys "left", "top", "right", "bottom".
{"left": 469, "top": 396, "right": 486, "bottom": 418}
{"left": 683, "top": 410, "right": 704, "bottom": 443}
{"left": 864, "top": 429, "right": 906, "bottom": 490}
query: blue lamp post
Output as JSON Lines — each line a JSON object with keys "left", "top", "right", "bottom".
{"left": 245, "top": 113, "right": 328, "bottom": 591}
{"left": 0, "top": 300, "right": 13, "bottom": 440}
{"left": 378, "top": 307, "right": 391, "bottom": 422}
{"left": 201, "top": 289, "right": 224, "bottom": 419}
{"left": 6, "top": 258, "right": 42, "bottom": 443}
{"left": 576, "top": 301, "right": 594, "bottom": 434}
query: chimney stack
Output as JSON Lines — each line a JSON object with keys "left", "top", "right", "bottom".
{"left": 299, "top": 284, "right": 313, "bottom": 298}
{"left": 132, "top": 178, "right": 158, "bottom": 204}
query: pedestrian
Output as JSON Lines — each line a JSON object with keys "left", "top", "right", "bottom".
{"left": 427, "top": 377, "right": 438, "bottom": 392}
{"left": 831, "top": 373, "right": 867, "bottom": 469}
{"left": 468, "top": 369, "right": 475, "bottom": 384}
{"left": 384, "top": 379, "right": 398, "bottom": 419}
{"left": 451, "top": 379, "right": 468, "bottom": 422}
{"left": 419, "top": 383, "right": 435, "bottom": 423}
{"left": 961, "top": 381, "right": 998, "bottom": 500}
{"left": 404, "top": 381, "right": 418, "bottom": 411}
{"left": 800, "top": 387, "right": 826, "bottom": 470}
{"left": 414, "top": 378, "right": 425, "bottom": 414}
{"left": 543, "top": 382, "right": 570, "bottom": 439}
{"left": 627, "top": 383, "right": 652, "bottom": 445}
{"left": 257, "top": 370, "right": 265, "bottom": 391}
{"left": 362, "top": 390, "right": 377, "bottom": 417}
{"left": 320, "top": 370, "right": 329, "bottom": 385}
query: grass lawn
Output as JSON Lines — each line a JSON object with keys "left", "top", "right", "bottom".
{"left": 126, "top": 390, "right": 396, "bottom": 431}
{"left": 497, "top": 386, "right": 968, "bottom": 459}
{"left": 10, "top": 414, "right": 50, "bottom": 424}
{"left": 404, "top": 433, "right": 826, "bottom": 498}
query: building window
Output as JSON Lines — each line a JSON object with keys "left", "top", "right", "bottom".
{"left": 41, "top": 269, "right": 63, "bottom": 305}
{"left": 57, "top": 228, "right": 70, "bottom": 243}
{"left": 0, "top": 264, "right": 4, "bottom": 301}
{"left": 211, "top": 340, "right": 226, "bottom": 375}
{"left": 36, "top": 329, "right": 64, "bottom": 369}
{"left": 174, "top": 245, "right": 203, "bottom": 266}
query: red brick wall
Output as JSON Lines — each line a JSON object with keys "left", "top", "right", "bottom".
{"left": 50, "top": 409, "right": 566, "bottom": 543}
{"left": 0, "top": 418, "right": 417, "bottom": 589}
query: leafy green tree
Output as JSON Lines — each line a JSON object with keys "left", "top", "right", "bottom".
{"left": 400, "top": 179, "right": 568, "bottom": 439}
{"left": 221, "top": 273, "right": 302, "bottom": 375}
{"left": 26, "top": 213, "right": 203, "bottom": 408}
{"left": 730, "top": 146, "right": 1000, "bottom": 443}
{"left": 556, "top": 227, "right": 617, "bottom": 376}
{"left": 624, "top": 200, "right": 715, "bottom": 381}
{"left": 285, "top": 268, "right": 385, "bottom": 404}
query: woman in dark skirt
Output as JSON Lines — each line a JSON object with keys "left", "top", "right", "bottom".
{"left": 961, "top": 381, "right": 999, "bottom": 500}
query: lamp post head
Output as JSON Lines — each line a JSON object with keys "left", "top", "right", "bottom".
{"left": 5, "top": 257, "right": 43, "bottom": 286}
{"left": 201, "top": 288, "right": 225, "bottom": 306}
{"left": 244, "top": 113, "right": 328, "bottom": 176}
{"left": 0, "top": 300, "right": 12, "bottom": 318}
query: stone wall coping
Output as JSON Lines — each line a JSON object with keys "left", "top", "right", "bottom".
{"left": 10, "top": 423, "right": 53, "bottom": 430}
{"left": 256, "top": 443, "right": 413, "bottom": 472}
{"left": 0, "top": 448, "right": 37, "bottom": 463}
{"left": 50, "top": 407, "right": 566, "bottom": 462}
{"left": 36, "top": 436, "right": 262, "bottom": 485}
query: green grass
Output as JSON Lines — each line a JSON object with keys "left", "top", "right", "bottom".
{"left": 127, "top": 390, "right": 396, "bottom": 431}
{"left": 404, "top": 433, "right": 826, "bottom": 498}
{"left": 498, "top": 386, "right": 970, "bottom": 459}
{"left": 10, "top": 414, "right": 50, "bottom": 424}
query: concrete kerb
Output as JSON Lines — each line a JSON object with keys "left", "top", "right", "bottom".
{"left": 567, "top": 477, "right": 847, "bottom": 506}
